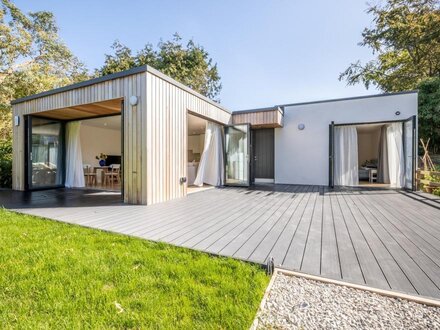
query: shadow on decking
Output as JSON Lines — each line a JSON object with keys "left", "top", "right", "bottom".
{"left": 1, "top": 184, "right": 439, "bottom": 212}
{"left": 0, "top": 188, "right": 124, "bottom": 209}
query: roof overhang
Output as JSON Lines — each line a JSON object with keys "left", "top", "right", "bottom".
{"left": 232, "top": 106, "right": 283, "bottom": 128}
{"left": 36, "top": 99, "right": 122, "bottom": 121}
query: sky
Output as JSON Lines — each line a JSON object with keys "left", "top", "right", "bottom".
{"left": 15, "top": 0, "right": 379, "bottom": 110}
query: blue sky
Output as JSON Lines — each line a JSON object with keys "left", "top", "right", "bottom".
{"left": 15, "top": 0, "right": 379, "bottom": 110}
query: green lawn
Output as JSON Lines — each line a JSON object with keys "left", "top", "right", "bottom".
{"left": 0, "top": 209, "right": 269, "bottom": 329}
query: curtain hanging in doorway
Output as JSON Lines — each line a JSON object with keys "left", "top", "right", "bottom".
{"left": 334, "top": 126, "right": 359, "bottom": 186}
{"left": 386, "top": 122, "right": 404, "bottom": 188}
{"left": 65, "top": 121, "right": 85, "bottom": 188}
{"left": 194, "top": 122, "right": 224, "bottom": 187}
{"left": 377, "top": 125, "right": 390, "bottom": 184}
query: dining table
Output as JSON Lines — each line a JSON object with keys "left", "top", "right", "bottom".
{"left": 93, "top": 166, "right": 110, "bottom": 184}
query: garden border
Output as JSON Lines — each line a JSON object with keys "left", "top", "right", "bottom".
{"left": 251, "top": 267, "right": 440, "bottom": 329}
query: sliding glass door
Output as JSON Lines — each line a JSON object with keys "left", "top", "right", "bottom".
{"left": 225, "top": 124, "right": 251, "bottom": 186}
{"left": 26, "top": 116, "right": 65, "bottom": 189}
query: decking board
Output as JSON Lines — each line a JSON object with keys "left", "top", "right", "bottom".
{"left": 345, "top": 191, "right": 421, "bottom": 294}
{"left": 2, "top": 185, "right": 440, "bottom": 300}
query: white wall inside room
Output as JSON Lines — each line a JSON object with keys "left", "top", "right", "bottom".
{"left": 80, "top": 116, "right": 121, "bottom": 166}
{"left": 357, "top": 125, "right": 381, "bottom": 166}
{"left": 274, "top": 93, "right": 418, "bottom": 186}
{"left": 188, "top": 134, "right": 205, "bottom": 160}
{"left": 188, "top": 114, "right": 207, "bottom": 162}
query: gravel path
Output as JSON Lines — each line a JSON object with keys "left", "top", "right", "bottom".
{"left": 255, "top": 272, "right": 440, "bottom": 329}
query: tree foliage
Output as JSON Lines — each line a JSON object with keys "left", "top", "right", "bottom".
{"left": 96, "top": 34, "right": 222, "bottom": 100}
{"left": 418, "top": 77, "right": 440, "bottom": 153}
{"left": 340, "top": 0, "right": 440, "bottom": 92}
{"left": 0, "top": 0, "right": 88, "bottom": 141}
{"left": 0, "top": 0, "right": 88, "bottom": 187}
{"left": 0, "top": 139, "right": 12, "bottom": 187}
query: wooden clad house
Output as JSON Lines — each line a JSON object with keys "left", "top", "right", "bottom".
{"left": 11, "top": 66, "right": 233, "bottom": 204}
{"left": 11, "top": 65, "right": 418, "bottom": 205}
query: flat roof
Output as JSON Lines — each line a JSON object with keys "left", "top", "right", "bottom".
{"left": 11, "top": 65, "right": 230, "bottom": 113}
{"left": 279, "top": 90, "right": 418, "bottom": 108}
{"left": 233, "top": 91, "right": 418, "bottom": 113}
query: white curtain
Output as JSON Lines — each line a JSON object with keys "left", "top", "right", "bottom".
{"left": 194, "top": 122, "right": 224, "bottom": 186}
{"left": 334, "top": 126, "right": 359, "bottom": 186}
{"left": 387, "top": 122, "right": 404, "bottom": 188}
{"left": 65, "top": 121, "right": 85, "bottom": 188}
{"left": 377, "top": 125, "right": 390, "bottom": 184}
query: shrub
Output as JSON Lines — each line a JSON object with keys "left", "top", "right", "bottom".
{"left": 418, "top": 77, "right": 440, "bottom": 154}
{"left": 0, "top": 139, "right": 12, "bottom": 188}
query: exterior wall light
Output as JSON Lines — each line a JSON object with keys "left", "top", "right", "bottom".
{"left": 298, "top": 123, "right": 305, "bottom": 130}
{"left": 14, "top": 115, "right": 20, "bottom": 126}
{"left": 395, "top": 111, "right": 401, "bottom": 116}
{"left": 129, "top": 96, "right": 138, "bottom": 106}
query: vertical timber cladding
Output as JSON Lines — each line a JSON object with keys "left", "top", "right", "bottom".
{"left": 11, "top": 71, "right": 147, "bottom": 205}
{"left": 145, "top": 70, "right": 231, "bottom": 205}
{"left": 231, "top": 107, "right": 284, "bottom": 128}
{"left": 11, "top": 66, "right": 231, "bottom": 205}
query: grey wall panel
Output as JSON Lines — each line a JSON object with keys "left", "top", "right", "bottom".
{"left": 253, "top": 128, "right": 274, "bottom": 179}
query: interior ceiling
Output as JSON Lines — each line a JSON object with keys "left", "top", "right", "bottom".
{"left": 81, "top": 115, "right": 121, "bottom": 130}
{"left": 38, "top": 99, "right": 122, "bottom": 120}
{"left": 188, "top": 114, "right": 206, "bottom": 135}
{"left": 356, "top": 123, "right": 384, "bottom": 133}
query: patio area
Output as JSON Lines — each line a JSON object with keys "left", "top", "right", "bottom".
{"left": 1, "top": 185, "right": 440, "bottom": 300}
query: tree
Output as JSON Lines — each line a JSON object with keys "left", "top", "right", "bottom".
{"left": 0, "top": 0, "right": 88, "bottom": 187}
{"left": 339, "top": 0, "right": 440, "bottom": 92}
{"left": 96, "top": 34, "right": 222, "bottom": 100}
{"left": 418, "top": 77, "right": 440, "bottom": 153}
{"left": 0, "top": 0, "right": 88, "bottom": 141}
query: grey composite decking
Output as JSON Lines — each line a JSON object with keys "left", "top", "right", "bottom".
{"left": 1, "top": 185, "right": 440, "bottom": 300}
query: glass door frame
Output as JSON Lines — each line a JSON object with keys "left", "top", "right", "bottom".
{"left": 24, "top": 115, "right": 66, "bottom": 191}
{"left": 330, "top": 117, "right": 418, "bottom": 191}
{"left": 403, "top": 115, "right": 417, "bottom": 191}
{"left": 224, "top": 123, "right": 251, "bottom": 187}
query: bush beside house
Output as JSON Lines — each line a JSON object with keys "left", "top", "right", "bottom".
{"left": 0, "top": 140, "right": 12, "bottom": 188}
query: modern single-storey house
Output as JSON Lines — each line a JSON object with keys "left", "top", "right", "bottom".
{"left": 11, "top": 65, "right": 418, "bottom": 205}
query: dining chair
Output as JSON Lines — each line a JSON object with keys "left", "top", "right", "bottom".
{"left": 83, "top": 164, "right": 95, "bottom": 186}
{"left": 104, "top": 164, "right": 121, "bottom": 189}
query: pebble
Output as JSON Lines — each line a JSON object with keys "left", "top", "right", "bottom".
{"left": 255, "top": 273, "right": 440, "bottom": 329}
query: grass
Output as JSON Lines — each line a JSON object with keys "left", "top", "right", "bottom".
{"left": 0, "top": 209, "right": 269, "bottom": 329}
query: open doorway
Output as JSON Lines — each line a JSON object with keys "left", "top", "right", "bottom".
{"left": 187, "top": 113, "right": 224, "bottom": 194}
{"left": 356, "top": 123, "right": 389, "bottom": 187}
{"left": 78, "top": 115, "right": 122, "bottom": 193}
{"left": 332, "top": 117, "right": 416, "bottom": 189}
{"left": 24, "top": 98, "right": 123, "bottom": 198}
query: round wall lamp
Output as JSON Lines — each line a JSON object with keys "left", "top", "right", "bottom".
{"left": 298, "top": 123, "right": 305, "bottom": 130}
{"left": 129, "top": 95, "right": 138, "bottom": 106}
{"left": 395, "top": 111, "right": 401, "bottom": 116}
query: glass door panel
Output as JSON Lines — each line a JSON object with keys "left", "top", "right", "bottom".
{"left": 225, "top": 124, "right": 250, "bottom": 186}
{"left": 27, "top": 117, "right": 64, "bottom": 189}
{"left": 403, "top": 116, "right": 416, "bottom": 190}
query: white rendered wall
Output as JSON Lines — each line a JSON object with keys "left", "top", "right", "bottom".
{"left": 80, "top": 125, "right": 121, "bottom": 167}
{"left": 274, "top": 93, "right": 418, "bottom": 185}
